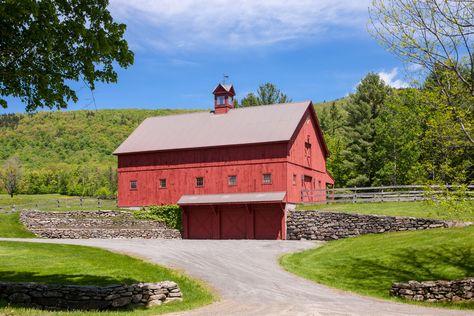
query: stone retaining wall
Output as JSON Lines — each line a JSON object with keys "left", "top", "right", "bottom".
{"left": 286, "top": 210, "right": 467, "bottom": 240}
{"left": 390, "top": 278, "right": 474, "bottom": 302}
{"left": 20, "top": 210, "right": 181, "bottom": 239}
{"left": 0, "top": 281, "right": 182, "bottom": 310}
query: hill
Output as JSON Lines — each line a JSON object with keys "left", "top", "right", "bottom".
{"left": 0, "top": 100, "right": 346, "bottom": 196}
{"left": 0, "top": 109, "right": 201, "bottom": 169}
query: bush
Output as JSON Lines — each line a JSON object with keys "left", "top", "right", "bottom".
{"left": 134, "top": 204, "right": 182, "bottom": 230}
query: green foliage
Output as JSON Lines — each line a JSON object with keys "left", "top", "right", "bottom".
{"left": 0, "top": 156, "right": 22, "bottom": 197}
{"left": 239, "top": 82, "right": 291, "bottom": 107}
{"left": 0, "top": 109, "right": 200, "bottom": 196}
{"left": 341, "top": 73, "right": 391, "bottom": 187}
{"left": 134, "top": 205, "right": 182, "bottom": 230}
{"left": 0, "top": 0, "right": 134, "bottom": 111}
{"left": 280, "top": 225, "right": 474, "bottom": 309}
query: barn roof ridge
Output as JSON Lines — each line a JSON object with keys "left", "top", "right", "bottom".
{"left": 114, "top": 101, "right": 316, "bottom": 155}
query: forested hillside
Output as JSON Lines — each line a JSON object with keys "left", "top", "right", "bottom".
{"left": 0, "top": 109, "right": 200, "bottom": 196}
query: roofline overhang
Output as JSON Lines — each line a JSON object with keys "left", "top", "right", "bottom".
{"left": 179, "top": 200, "right": 285, "bottom": 206}
{"left": 113, "top": 140, "right": 289, "bottom": 156}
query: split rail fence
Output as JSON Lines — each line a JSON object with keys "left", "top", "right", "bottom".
{"left": 0, "top": 196, "right": 118, "bottom": 212}
{"left": 301, "top": 185, "right": 474, "bottom": 204}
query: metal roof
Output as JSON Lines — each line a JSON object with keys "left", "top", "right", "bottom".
{"left": 113, "top": 101, "right": 311, "bottom": 154}
{"left": 178, "top": 191, "right": 286, "bottom": 205}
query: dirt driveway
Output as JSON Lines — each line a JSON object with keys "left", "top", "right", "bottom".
{"left": 2, "top": 239, "right": 471, "bottom": 316}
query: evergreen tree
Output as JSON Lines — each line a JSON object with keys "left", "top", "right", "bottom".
{"left": 342, "top": 73, "right": 390, "bottom": 187}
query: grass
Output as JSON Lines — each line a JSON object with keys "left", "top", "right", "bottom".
{"left": 0, "top": 194, "right": 66, "bottom": 207}
{"left": 297, "top": 201, "right": 474, "bottom": 222}
{"left": 280, "top": 225, "right": 474, "bottom": 310}
{"left": 0, "top": 241, "right": 215, "bottom": 315}
{"left": 0, "top": 213, "right": 35, "bottom": 238}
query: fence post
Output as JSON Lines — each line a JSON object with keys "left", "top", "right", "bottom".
{"left": 57, "top": 200, "right": 60, "bottom": 208}
{"left": 353, "top": 187, "right": 357, "bottom": 203}
{"left": 98, "top": 197, "right": 101, "bottom": 209}
{"left": 381, "top": 189, "right": 384, "bottom": 202}
{"left": 12, "top": 205, "right": 16, "bottom": 212}
{"left": 80, "top": 197, "right": 83, "bottom": 207}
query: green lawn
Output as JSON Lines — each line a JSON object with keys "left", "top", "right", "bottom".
{"left": 0, "top": 213, "right": 35, "bottom": 238}
{"left": 0, "top": 241, "right": 215, "bottom": 315}
{"left": 280, "top": 225, "right": 474, "bottom": 309}
{"left": 297, "top": 201, "right": 474, "bottom": 222}
{"left": 0, "top": 194, "right": 66, "bottom": 207}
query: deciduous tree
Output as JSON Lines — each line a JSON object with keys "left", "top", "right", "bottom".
{"left": 0, "top": 0, "right": 134, "bottom": 111}
{"left": 0, "top": 157, "right": 22, "bottom": 197}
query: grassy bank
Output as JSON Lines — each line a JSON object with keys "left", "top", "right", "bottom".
{"left": 0, "top": 241, "right": 215, "bottom": 315}
{"left": 297, "top": 201, "right": 474, "bottom": 222}
{"left": 280, "top": 225, "right": 474, "bottom": 309}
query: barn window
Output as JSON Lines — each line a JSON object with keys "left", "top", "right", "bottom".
{"left": 159, "top": 178, "right": 167, "bottom": 188}
{"left": 304, "top": 140, "right": 312, "bottom": 167}
{"left": 292, "top": 174, "right": 297, "bottom": 186}
{"left": 217, "top": 96, "right": 225, "bottom": 105}
{"left": 228, "top": 175, "right": 237, "bottom": 186}
{"left": 130, "top": 180, "right": 137, "bottom": 190}
{"left": 196, "top": 177, "right": 204, "bottom": 188}
{"left": 263, "top": 173, "right": 272, "bottom": 184}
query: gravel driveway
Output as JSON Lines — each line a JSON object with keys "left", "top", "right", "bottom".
{"left": 1, "top": 238, "right": 471, "bottom": 316}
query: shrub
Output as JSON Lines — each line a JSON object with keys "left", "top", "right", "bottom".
{"left": 134, "top": 204, "right": 182, "bottom": 230}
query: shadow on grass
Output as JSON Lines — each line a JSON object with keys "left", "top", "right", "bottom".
{"left": 0, "top": 271, "right": 139, "bottom": 286}
{"left": 344, "top": 245, "right": 474, "bottom": 294}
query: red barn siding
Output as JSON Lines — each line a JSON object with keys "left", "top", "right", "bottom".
{"left": 285, "top": 109, "right": 333, "bottom": 203}
{"left": 116, "top": 106, "right": 333, "bottom": 208}
{"left": 117, "top": 143, "right": 288, "bottom": 207}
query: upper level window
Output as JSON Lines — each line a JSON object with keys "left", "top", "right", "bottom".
{"left": 227, "top": 96, "right": 233, "bottom": 104}
{"left": 196, "top": 177, "right": 204, "bottom": 188}
{"left": 304, "top": 139, "right": 312, "bottom": 167}
{"left": 292, "top": 174, "right": 297, "bottom": 186}
{"left": 159, "top": 178, "right": 167, "bottom": 188}
{"left": 263, "top": 173, "right": 272, "bottom": 184}
{"left": 228, "top": 175, "right": 237, "bottom": 186}
{"left": 217, "top": 96, "right": 225, "bottom": 105}
{"left": 130, "top": 180, "right": 137, "bottom": 190}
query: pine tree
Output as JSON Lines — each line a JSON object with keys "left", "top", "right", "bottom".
{"left": 342, "top": 73, "right": 390, "bottom": 187}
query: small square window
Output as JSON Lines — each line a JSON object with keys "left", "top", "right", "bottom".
{"left": 228, "top": 175, "right": 237, "bottom": 186}
{"left": 159, "top": 178, "right": 167, "bottom": 188}
{"left": 130, "top": 180, "right": 137, "bottom": 190}
{"left": 217, "top": 96, "right": 225, "bottom": 105}
{"left": 263, "top": 173, "right": 272, "bottom": 184}
{"left": 196, "top": 177, "right": 204, "bottom": 188}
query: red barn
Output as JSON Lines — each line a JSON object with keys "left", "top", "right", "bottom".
{"left": 114, "top": 84, "right": 333, "bottom": 239}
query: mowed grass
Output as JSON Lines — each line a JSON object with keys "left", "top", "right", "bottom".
{"left": 0, "top": 241, "right": 215, "bottom": 315}
{"left": 0, "top": 194, "right": 66, "bottom": 207}
{"left": 0, "top": 194, "right": 128, "bottom": 238}
{"left": 280, "top": 225, "right": 474, "bottom": 309}
{"left": 297, "top": 201, "right": 474, "bottom": 222}
{"left": 0, "top": 212, "right": 35, "bottom": 238}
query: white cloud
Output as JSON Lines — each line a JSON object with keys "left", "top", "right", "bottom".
{"left": 109, "top": 0, "right": 371, "bottom": 51}
{"left": 377, "top": 68, "right": 409, "bottom": 88}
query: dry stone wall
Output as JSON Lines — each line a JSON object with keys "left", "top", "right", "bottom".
{"left": 390, "top": 278, "right": 474, "bottom": 302}
{"left": 0, "top": 281, "right": 182, "bottom": 310}
{"left": 20, "top": 210, "right": 181, "bottom": 239}
{"left": 286, "top": 210, "right": 467, "bottom": 241}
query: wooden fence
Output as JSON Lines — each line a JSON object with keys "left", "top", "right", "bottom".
{"left": 301, "top": 185, "right": 474, "bottom": 204}
{"left": 0, "top": 196, "right": 118, "bottom": 212}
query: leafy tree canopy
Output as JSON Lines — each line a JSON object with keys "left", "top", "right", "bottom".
{"left": 239, "top": 82, "right": 291, "bottom": 107}
{"left": 0, "top": 0, "right": 134, "bottom": 112}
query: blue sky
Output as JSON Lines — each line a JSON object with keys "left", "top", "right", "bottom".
{"left": 2, "top": 0, "right": 415, "bottom": 114}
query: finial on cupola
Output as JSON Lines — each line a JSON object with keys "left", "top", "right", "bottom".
{"left": 213, "top": 77, "right": 235, "bottom": 114}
